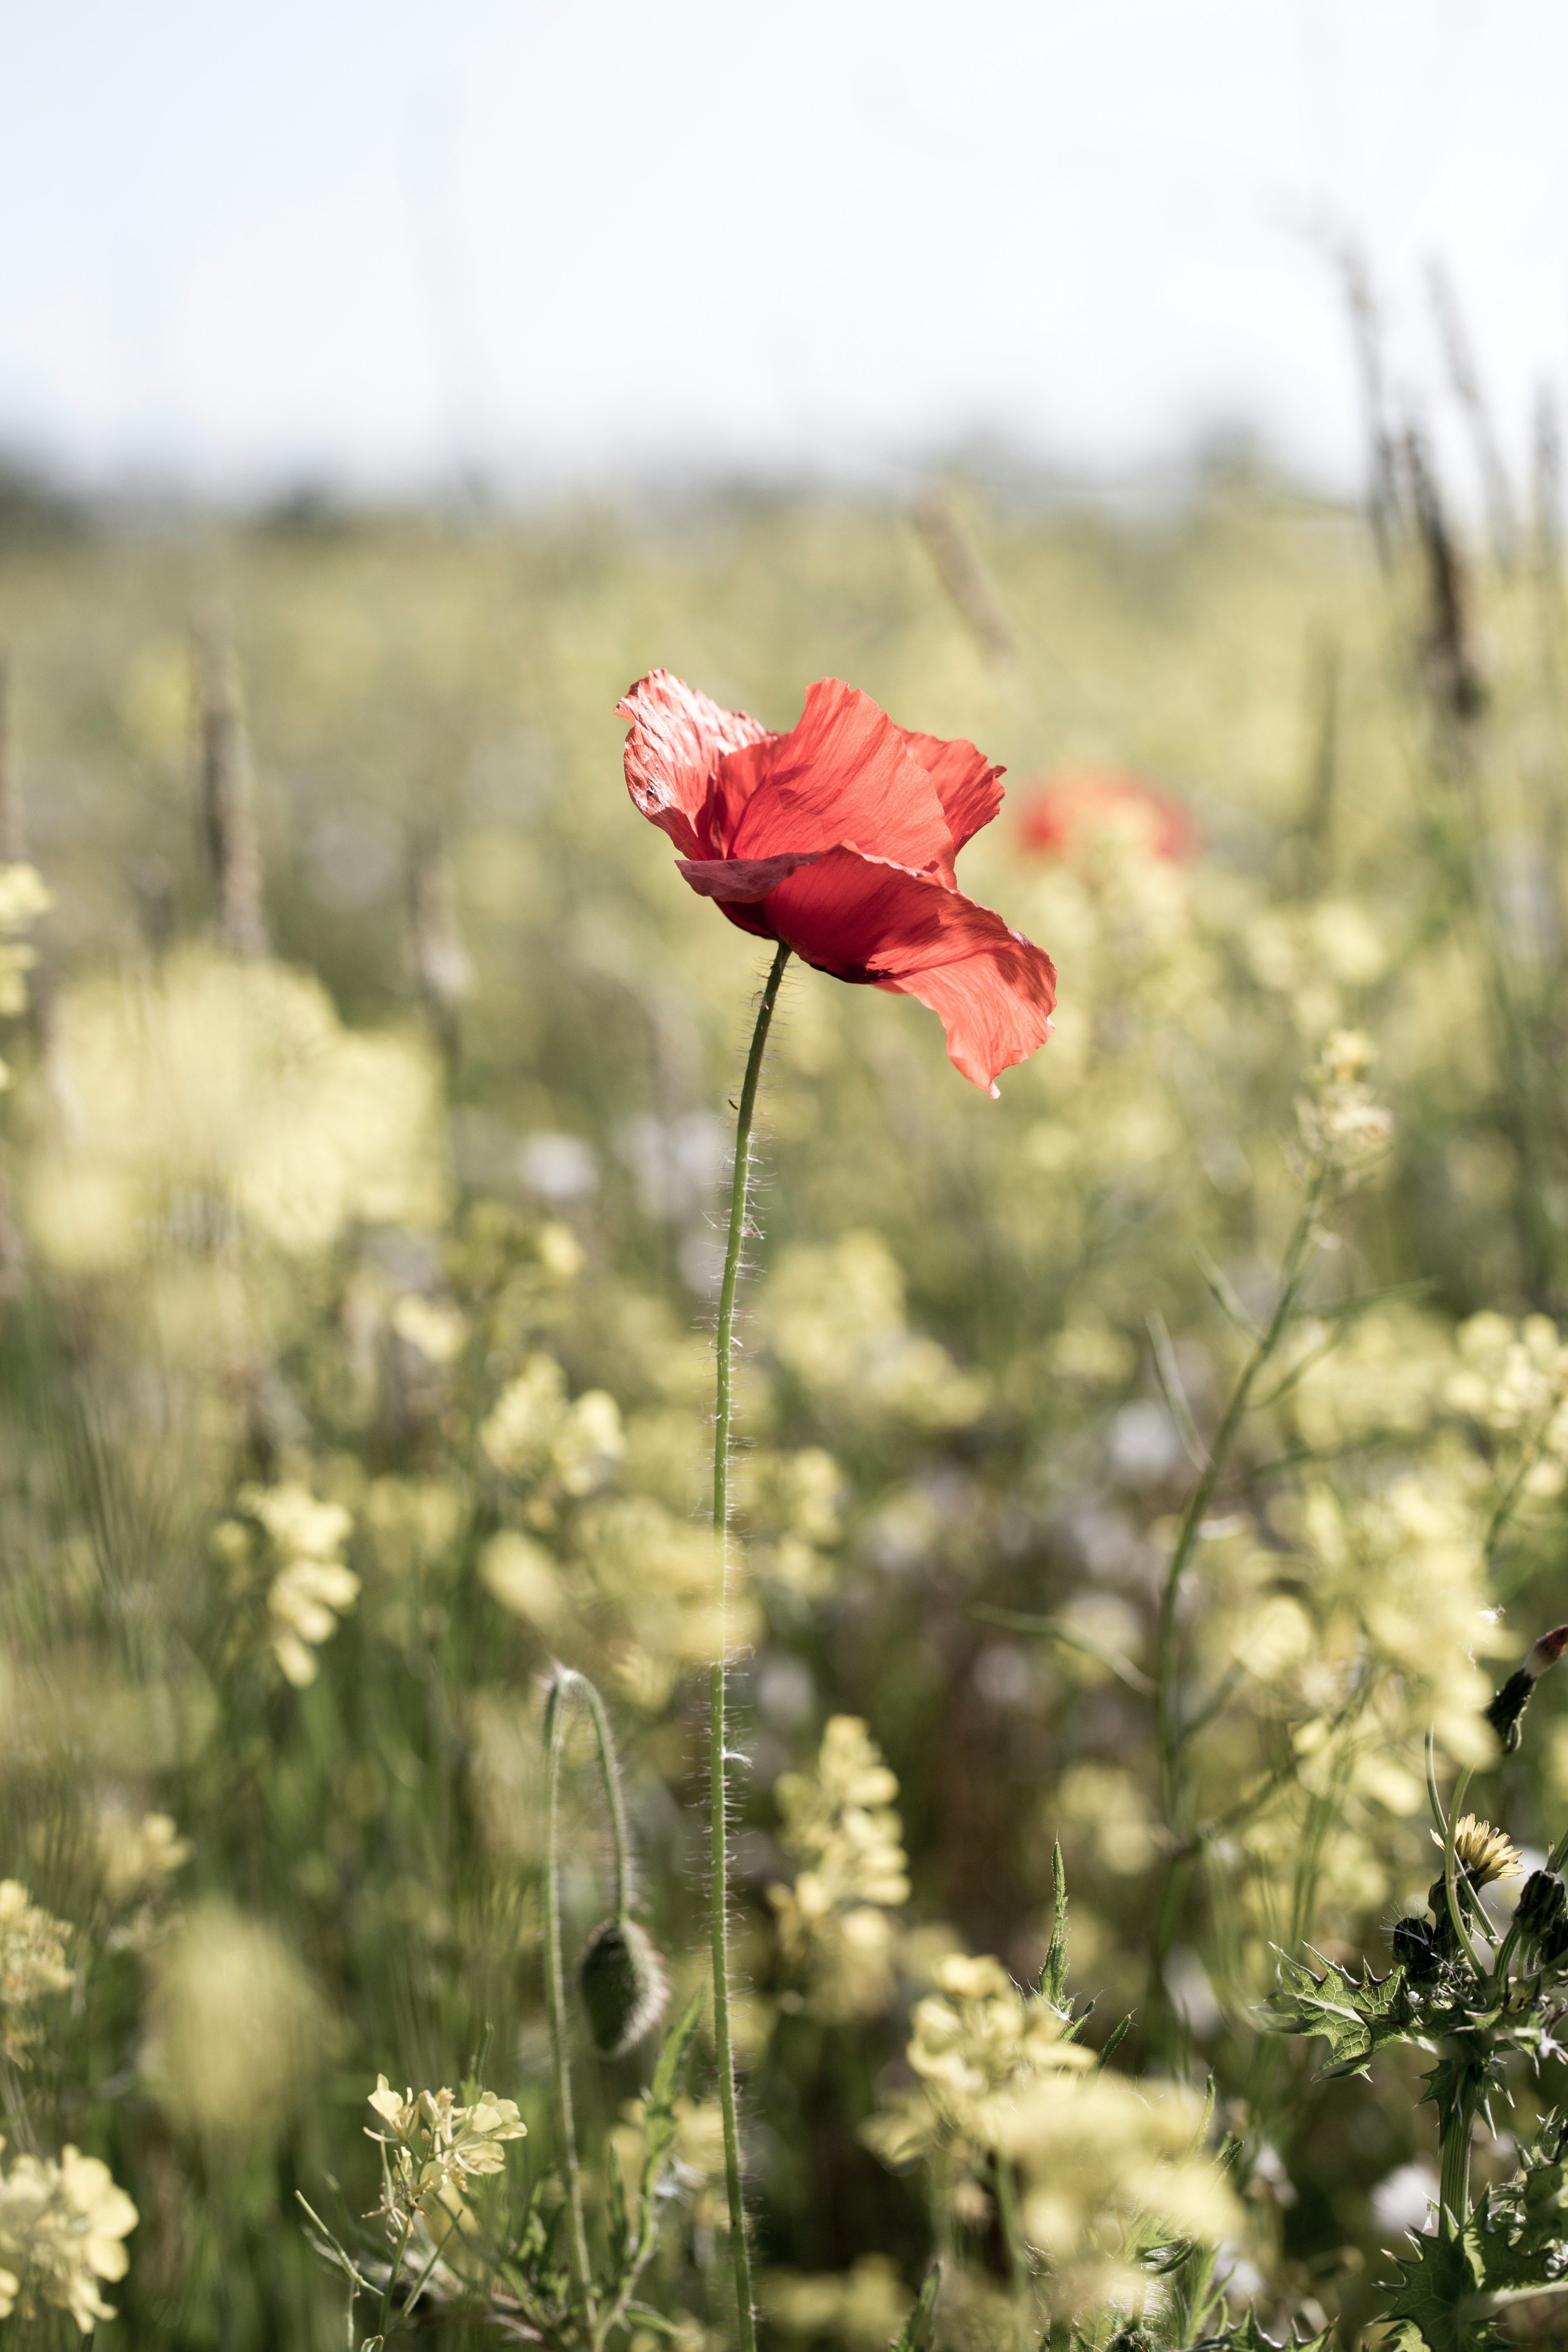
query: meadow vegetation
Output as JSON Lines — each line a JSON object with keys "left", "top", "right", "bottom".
{"left": 0, "top": 444, "right": 1566, "bottom": 2348}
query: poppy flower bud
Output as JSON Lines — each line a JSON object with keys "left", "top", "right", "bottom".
{"left": 578, "top": 1917, "right": 669, "bottom": 2058}
{"left": 1486, "top": 1624, "right": 1568, "bottom": 1753}
{"left": 1516, "top": 1869, "right": 1567, "bottom": 1947}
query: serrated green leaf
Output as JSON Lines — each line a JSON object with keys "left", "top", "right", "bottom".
{"left": 1193, "top": 2312, "right": 1335, "bottom": 2352}
{"left": 1265, "top": 1947, "right": 1410, "bottom": 2074}
{"left": 1385, "top": 2230, "right": 1488, "bottom": 2352}
{"left": 1384, "top": 2173, "right": 1568, "bottom": 2352}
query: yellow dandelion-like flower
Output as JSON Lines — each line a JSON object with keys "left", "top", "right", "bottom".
{"left": 1433, "top": 1814, "right": 1521, "bottom": 1888}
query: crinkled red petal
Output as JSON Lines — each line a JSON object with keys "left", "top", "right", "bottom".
{"left": 759, "top": 846, "right": 1057, "bottom": 1092}
{"left": 618, "top": 670, "right": 771, "bottom": 859}
{"left": 725, "top": 680, "right": 953, "bottom": 878}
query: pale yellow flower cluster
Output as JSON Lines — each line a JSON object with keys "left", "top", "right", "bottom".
{"left": 573, "top": 1497, "right": 736, "bottom": 1697}
{"left": 1285, "top": 1303, "right": 1454, "bottom": 1455}
{"left": 0, "top": 863, "right": 53, "bottom": 934}
{"left": 1447, "top": 1312, "right": 1568, "bottom": 1503}
{"left": 763, "top": 2253, "right": 911, "bottom": 2350}
{"left": 0, "top": 1881, "right": 74, "bottom": 2062}
{"left": 866, "top": 1953, "right": 1240, "bottom": 2321}
{"left": 237, "top": 1481, "right": 359, "bottom": 1687}
{"left": 0, "top": 2140, "right": 137, "bottom": 2334}
{"left": 479, "top": 1352, "right": 624, "bottom": 1495}
{"left": 365, "top": 2077, "right": 526, "bottom": 2240}
{"left": 25, "top": 948, "right": 447, "bottom": 1272}
{"left": 94, "top": 1807, "right": 190, "bottom": 1907}
{"left": 762, "top": 1233, "right": 988, "bottom": 1430}
{"left": 611, "top": 2095, "right": 726, "bottom": 2230}
{"left": 996, "top": 2068, "right": 1241, "bottom": 2321}
{"left": 733, "top": 1445, "right": 844, "bottom": 1598}
{"left": 144, "top": 1903, "right": 333, "bottom": 2146}
{"left": 1289, "top": 1473, "right": 1505, "bottom": 1766}
{"left": 770, "top": 1718, "right": 911, "bottom": 2021}
{"left": 872, "top": 1954, "right": 1091, "bottom": 2165}
{"left": 0, "top": 862, "right": 50, "bottom": 1061}
{"left": 1016, "top": 819, "right": 1209, "bottom": 1049}
{"left": 390, "top": 1291, "right": 470, "bottom": 1366}
{"left": 1297, "top": 1029, "right": 1394, "bottom": 1182}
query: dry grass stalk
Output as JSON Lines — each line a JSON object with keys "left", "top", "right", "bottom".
{"left": 1427, "top": 259, "right": 1519, "bottom": 576}
{"left": 193, "top": 623, "right": 268, "bottom": 959}
{"left": 912, "top": 487, "right": 1019, "bottom": 670}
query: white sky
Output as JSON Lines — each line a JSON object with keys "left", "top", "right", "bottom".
{"left": 2, "top": 0, "right": 1565, "bottom": 498}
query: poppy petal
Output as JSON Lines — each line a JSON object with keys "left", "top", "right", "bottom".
{"left": 877, "top": 940, "right": 1056, "bottom": 1096}
{"left": 728, "top": 680, "right": 952, "bottom": 876}
{"left": 619, "top": 670, "right": 772, "bottom": 859}
{"left": 893, "top": 726, "right": 1005, "bottom": 866}
{"left": 758, "top": 847, "right": 1056, "bottom": 1092}
{"left": 676, "top": 851, "right": 823, "bottom": 902}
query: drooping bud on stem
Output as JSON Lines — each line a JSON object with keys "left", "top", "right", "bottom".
{"left": 578, "top": 1916, "right": 669, "bottom": 2057}
{"left": 542, "top": 1668, "right": 666, "bottom": 2057}
{"left": 1486, "top": 1624, "right": 1568, "bottom": 1753}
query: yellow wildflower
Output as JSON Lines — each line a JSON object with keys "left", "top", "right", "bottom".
{"left": 1434, "top": 1814, "right": 1521, "bottom": 1889}
{"left": 0, "top": 2140, "right": 137, "bottom": 2334}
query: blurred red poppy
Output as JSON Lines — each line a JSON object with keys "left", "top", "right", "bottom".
{"left": 619, "top": 670, "right": 1056, "bottom": 1094}
{"left": 1019, "top": 769, "right": 1196, "bottom": 862}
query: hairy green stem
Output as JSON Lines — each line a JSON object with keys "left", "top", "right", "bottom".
{"left": 711, "top": 941, "right": 790, "bottom": 2352}
{"left": 561, "top": 1665, "right": 634, "bottom": 1922}
{"left": 543, "top": 1675, "right": 596, "bottom": 2333}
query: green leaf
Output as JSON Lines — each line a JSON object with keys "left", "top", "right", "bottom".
{"left": 1193, "top": 2310, "right": 1334, "bottom": 2352}
{"left": 511, "top": 2172, "right": 570, "bottom": 2310}
{"left": 1039, "top": 1843, "right": 1070, "bottom": 2011}
{"left": 1097, "top": 2012, "right": 1134, "bottom": 2069}
{"left": 624, "top": 2302, "right": 688, "bottom": 2338}
{"left": 604, "top": 2126, "right": 630, "bottom": 2265}
{"left": 1386, "top": 2217, "right": 1494, "bottom": 2352}
{"left": 889, "top": 2262, "right": 941, "bottom": 2352}
{"left": 639, "top": 1991, "right": 704, "bottom": 2210}
{"left": 1385, "top": 2165, "right": 1568, "bottom": 2352}
{"left": 1264, "top": 1947, "right": 1411, "bottom": 2075}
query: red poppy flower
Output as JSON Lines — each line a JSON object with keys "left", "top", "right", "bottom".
{"left": 618, "top": 671, "right": 1057, "bottom": 1094}
{"left": 1019, "top": 770, "right": 1196, "bottom": 862}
